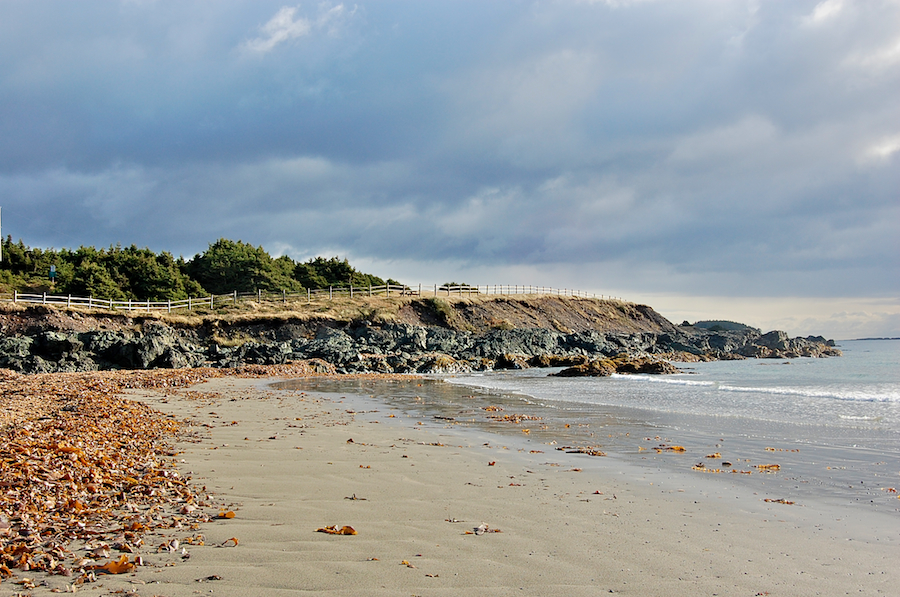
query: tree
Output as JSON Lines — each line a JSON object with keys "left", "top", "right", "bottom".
{"left": 0, "top": 237, "right": 399, "bottom": 299}
{"left": 187, "top": 239, "right": 302, "bottom": 294}
{"left": 67, "top": 261, "right": 127, "bottom": 300}
{"left": 294, "top": 256, "right": 387, "bottom": 288}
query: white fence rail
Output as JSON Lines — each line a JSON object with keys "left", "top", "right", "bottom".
{"left": 2, "top": 291, "right": 214, "bottom": 312}
{"left": 0, "top": 285, "right": 622, "bottom": 313}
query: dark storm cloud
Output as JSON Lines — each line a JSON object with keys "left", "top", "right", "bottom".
{"left": 1, "top": 0, "right": 897, "bottom": 303}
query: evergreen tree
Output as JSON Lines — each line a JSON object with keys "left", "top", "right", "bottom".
{"left": 0, "top": 237, "right": 397, "bottom": 299}
{"left": 187, "top": 239, "right": 302, "bottom": 294}
{"left": 294, "top": 256, "right": 387, "bottom": 288}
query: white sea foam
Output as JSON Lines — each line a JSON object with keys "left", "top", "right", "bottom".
{"left": 717, "top": 384, "right": 900, "bottom": 403}
{"left": 610, "top": 374, "right": 716, "bottom": 387}
{"left": 838, "top": 414, "right": 883, "bottom": 421}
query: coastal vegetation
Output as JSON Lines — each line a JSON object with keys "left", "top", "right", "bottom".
{"left": 692, "top": 320, "right": 760, "bottom": 332}
{"left": 0, "top": 237, "right": 398, "bottom": 300}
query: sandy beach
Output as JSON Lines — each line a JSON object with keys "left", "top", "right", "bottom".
{"left": 13, "top": 373, "right": 868, "bottom": 597}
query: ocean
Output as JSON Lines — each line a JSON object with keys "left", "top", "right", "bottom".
{"left": 278, "top": 339, "right": 900, "bottom": 528}
{"left": 443, "top": 339, "right": 900, "bottom": 514}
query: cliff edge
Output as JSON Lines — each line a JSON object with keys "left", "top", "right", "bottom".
{"left": 0, "top": 296, "right": 840, "bottom": 374}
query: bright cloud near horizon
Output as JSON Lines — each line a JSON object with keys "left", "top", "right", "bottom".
{"left": 1, "top": 1, "right": 898, "bottom": 339}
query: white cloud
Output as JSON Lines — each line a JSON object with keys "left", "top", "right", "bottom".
{"left": 861, "top": 134, "right": 900, "bottom": 163}
{"left": 242, "top": 3, "right": 355, "bottom": 54}
{"left": 243, "top": 6, "right": 312, "bottom": 53}
{"left": 843, "top": 36, "right": 900, "bottom": 71}
{"left": 316, "top": 3, "right": 354, "bottom": 35}
{"left": 805, "top": 0, "right": 845, "bottom": 25}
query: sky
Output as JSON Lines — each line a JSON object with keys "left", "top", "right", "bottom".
{"left": 1, "top": 0, "right": 898, "bottom": 339}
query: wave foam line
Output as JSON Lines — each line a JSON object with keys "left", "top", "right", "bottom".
{"left": 609, "top": 374, "right": 715, "bottom": 387}
{"left": 718, "top": 384, "right": 900, "bottom": 403}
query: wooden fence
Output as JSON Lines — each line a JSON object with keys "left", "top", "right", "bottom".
{"left": 1, "top": 291, "right": 215, "bottom": 313}
{"left": 0, "top": 285, "right": 622, "bottom": 313}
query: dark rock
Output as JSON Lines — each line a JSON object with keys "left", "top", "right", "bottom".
{"left": 304, "top": 328, "right": 359, "bottom": 365}
{"left": 414, "top": 353, "right": 471, "bottom": 374}
{"left": 156, "top": 347, "right": 191, "bottom": 369}
{"left": 0, "top": 307, "right": 841, "bottom": 375}
{"left": 36, "top": 331, "right": 83, "bottom": 358}
{"left": 81, "top": 330, "right": 129, "bottom": 356}
{"left": 756, "top": 330, "right": 790, "bottom": 350}
{"left": 552, "top": 359, "right": 617, "bottom": 377}
{"left": 425, "top": 327, "right": 472, "bottom": 354}
{"left": 528, "top": 354, "right": 588, "bottom": 368}
{"left": 0, "top": 336, "right": 34, "bottom": 359}
{"left": 612, "top": 355, "right": 679, "bottom": 375}
{"left": 552, "top": 354, "right": 678, "bottom": 377}
{"left": 495, "top": 353, "right": 530, "bottom": 370}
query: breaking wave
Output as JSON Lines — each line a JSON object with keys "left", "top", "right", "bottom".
{"left": 717, "top": 384, "right": 899, "bottom": 403}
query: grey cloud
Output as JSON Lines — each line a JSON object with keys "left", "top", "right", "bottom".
{"left": 0, "top": 0, "right": 896, "bottom": 312}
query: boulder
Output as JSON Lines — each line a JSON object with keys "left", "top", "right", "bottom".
{"left": 552, "top": 354, "right": 678, "bottom": 377}
{"left": 552, "top": 359, "right": 617, "bottom": 377}
{"left": 611, "top": 355, "right": 679, "bottom": 375}
{"left": 495, "top": 353, "right": 530, "bottom": 370}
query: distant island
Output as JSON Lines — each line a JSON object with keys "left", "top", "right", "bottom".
{"left": 687, "top": 320, "right": 761, "bottom": 333}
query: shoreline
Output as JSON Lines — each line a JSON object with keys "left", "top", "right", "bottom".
{"left": 93, "top": 374, "right": 900, "bottom": 596}
{"left": 284, "top": 373, "right": 900, "bottom": 535}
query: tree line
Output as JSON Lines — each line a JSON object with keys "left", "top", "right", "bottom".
{"left": 0, "top": 237, "right": 399, "bottom": 301}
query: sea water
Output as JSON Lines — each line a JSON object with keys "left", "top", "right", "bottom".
{"left": 443, "top": 339, "right": 900, "bottom": 515}
{"left": 448, "top": 339, "right": 900, "bottom": 435}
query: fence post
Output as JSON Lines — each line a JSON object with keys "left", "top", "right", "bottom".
{"left": 329, "top": 286, "right": 333, "bottom": 300}
{"left": 307, "top": 288, "right": 310, "bottom": 303}
{"left": 13, "top": 290, "right": 16, "bottom": 303}
{"left": 368, "top": 284, "right": 372, "bottom": 297}
{"left": 188, "top": 297, "right": 192, "bottom": 310}
{"left": 43, "top": 292, "right": 47, "bottom": 304}
{"left": 210, "top": 295, "right": 214, "bottom": 309}
{"left": 167, "top": 300, "right": 171, "bottom": 313}
{"left": 67, "top": 295, "right": 71, "bottom": 308}
{"left": 350, "top": 285, "right": 353, "bottom": 298}
{"left": 283, "top": 289, "right": 286, "bottom": 305}
{"left": 233, "top": 290, "right": 237, "bottom": 305}
{"left": 258, "top": 289, "right": 261, "bottom": 303}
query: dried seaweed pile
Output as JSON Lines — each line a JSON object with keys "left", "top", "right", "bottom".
{"left": 0, "top": 362, "right": 318, "bottom": 589}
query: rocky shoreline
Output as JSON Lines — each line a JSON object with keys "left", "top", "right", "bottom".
{"left": 0, "top": 302, "right": 841, "bottom": 375}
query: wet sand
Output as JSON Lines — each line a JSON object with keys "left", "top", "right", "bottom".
{"left": 92, "top": 375, "right": 900, "bottom": 596}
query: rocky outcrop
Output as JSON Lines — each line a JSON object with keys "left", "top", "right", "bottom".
{"left": 0, "top": 303, "right": 840, "bottom": 375}
{"left": 552, "top": 355, "right": 680, "bottom": 377}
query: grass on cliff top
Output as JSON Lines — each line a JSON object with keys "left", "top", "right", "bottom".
{"left": 1, "top": 293, "right": 633, "bottom": 331}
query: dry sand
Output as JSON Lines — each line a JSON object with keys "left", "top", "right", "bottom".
{"left": 66, "top": 375, "right": 898, "bottom": 596}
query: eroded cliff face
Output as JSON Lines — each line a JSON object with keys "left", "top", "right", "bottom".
{"left": 0, "top": 297, "right": 840, "bottom": 375}
{"left": 394, "top": 296, "right": 680, "bottom": 334}
{"left": 0, "top": 296, "right": 683, "bottom": 342}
